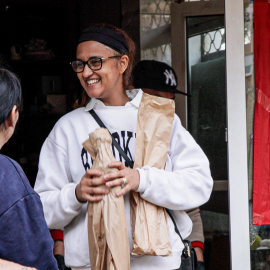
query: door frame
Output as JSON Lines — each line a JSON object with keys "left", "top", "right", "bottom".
{"left": 171, "top": 0, "right": 250, "bottom": 269}
{"left": 225, "top": 0, "right": 250, "bottom": 269}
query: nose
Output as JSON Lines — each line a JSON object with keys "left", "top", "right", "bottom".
{"left": 82, "top": 64, "right": 94, "bottom": 78}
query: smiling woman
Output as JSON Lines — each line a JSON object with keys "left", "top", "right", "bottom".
{"left": 72, "top": 23, "right": 136, "bottom": 107}
{"left": 34, "top": 23, "right": 213, "bottom": 270}
{"left": 75, "top": 39, "right": 130, "bottom": 105}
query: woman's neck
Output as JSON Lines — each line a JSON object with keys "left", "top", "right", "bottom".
{"left": 0, "top": 125, "right": 12, "bottom": 150}
{"left": 0, "top": 135, "right": 5, "bottom": 150}
{"left": 101, "top": 91, "right": 130, "bottom": 106}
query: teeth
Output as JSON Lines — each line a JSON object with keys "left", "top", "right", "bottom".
{"left": 87, "top": 79, "right": 100, "bottom": 85}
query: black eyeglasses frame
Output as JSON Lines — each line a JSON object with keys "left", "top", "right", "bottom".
{"left": 70, "top": 55, "right": 121, "bottom": 73}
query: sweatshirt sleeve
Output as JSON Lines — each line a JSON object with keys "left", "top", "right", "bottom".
{"left": 136, "top": 114, "right": 213, "bottom": 210}
{"left": 34, "top": 135, "right": 84, "bottom": 229}
{"left": 0, "top": 194, "right": 58, "bottom": 270}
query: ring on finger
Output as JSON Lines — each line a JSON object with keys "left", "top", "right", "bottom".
{"left": 122, "top": 177, "right": 127, "bottom": 185}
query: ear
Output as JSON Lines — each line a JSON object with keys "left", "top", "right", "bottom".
{"left": 118, "top": 55, "right": 129, "bottom": 74}
{"left": 7, "top": 105, "right": 19, "bottom": 128}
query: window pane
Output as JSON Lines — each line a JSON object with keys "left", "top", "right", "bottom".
{"left": 140, "top": 0, "right": 175, "bottom": 65}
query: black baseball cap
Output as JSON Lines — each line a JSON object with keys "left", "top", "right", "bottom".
{"left": 132, "top": 60, "right": 189, "bottom": 96}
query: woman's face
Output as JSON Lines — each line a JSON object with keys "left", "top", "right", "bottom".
{"left": 76, "top": 41, "right": 128, "bottom": 105}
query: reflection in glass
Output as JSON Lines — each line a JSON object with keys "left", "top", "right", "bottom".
{"left": 186, "top": 15, "right": 227, "bottom": 181}
{"left": 185, "top": 13, "right": 230, "bottom": 270}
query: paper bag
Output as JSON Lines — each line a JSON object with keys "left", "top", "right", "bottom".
{"left": 83, "top": 128, "right": 130, "bottom": 270}
{"left": 131, "top": 93, "right": 175, "bottom": 256}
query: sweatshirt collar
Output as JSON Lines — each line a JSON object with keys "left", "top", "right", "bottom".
{"left": 85, "top": 89, "right": 143, "bottom": 111}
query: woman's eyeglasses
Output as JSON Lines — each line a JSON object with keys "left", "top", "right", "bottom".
{"left": 70, "top": 56, "right": 121, "bottom": 73}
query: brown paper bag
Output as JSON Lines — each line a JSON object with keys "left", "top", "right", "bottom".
{"left": 83, "top": 128, "right": 130, "bottom": 270}
{"left": 131, "top": 93, "right": 175, "bottom": 256}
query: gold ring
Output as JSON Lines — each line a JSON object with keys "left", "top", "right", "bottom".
{"left": 122, "top": 177, "right": 127, "bottom": 185}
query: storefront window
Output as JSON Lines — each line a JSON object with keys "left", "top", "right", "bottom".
{"left": 139, "top": 0, "right": 175, "bottom": 64}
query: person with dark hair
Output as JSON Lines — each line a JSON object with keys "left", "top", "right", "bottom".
{"left": 0, "top": 67, "right": 58, "bottom": 270}
{"left": 34, "top": 23, "right": 213, "bottom": 270}
{"left": 132, "top": 60, "right": 207, "bottom": 270}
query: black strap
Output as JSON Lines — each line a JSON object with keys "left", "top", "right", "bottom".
{"left": 89, "top": 109, "right": 134, "bottom": 168}
{"left": 166, "top": 209, "right": 193, "bottom": 260}
{"left": 165, "top": 208, "right": 184, "bottom": 243}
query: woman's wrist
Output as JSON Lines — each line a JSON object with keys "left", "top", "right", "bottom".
{"left": 75, "top": 183, "right": 87, "bottom": 203}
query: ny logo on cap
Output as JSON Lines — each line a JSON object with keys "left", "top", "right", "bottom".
{"left": 164, "top": 69, "right": 176, "bottom": 86}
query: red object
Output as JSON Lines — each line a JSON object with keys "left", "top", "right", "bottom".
{"left": 253, "top": 0, "right": 270, "bottom": 225}
{"left": 191, "top": 241, "right": 204, "bottom": 252}
{"left": 50, "top": 229, "right": 64, "bottom": 241}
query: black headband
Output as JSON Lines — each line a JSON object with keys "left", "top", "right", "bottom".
{"left": 78, "top": 27, "right": 129, "bottom": 55}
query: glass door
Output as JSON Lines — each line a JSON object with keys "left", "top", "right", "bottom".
{"left": 172, "top": 0, "right": 250, "bottom": 269}
{"left": 171, "top": 2, "right": 231, "bottom": 269}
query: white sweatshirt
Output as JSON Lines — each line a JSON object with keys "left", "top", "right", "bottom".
{"left": 34, "top": 89, "right": 213, "bottom": 270}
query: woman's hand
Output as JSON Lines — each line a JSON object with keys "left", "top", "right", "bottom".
{"left": 103, "top": 161, "right": 140, "bottom": 197}
{"left": 75, "top": 169, "right": 110, "bottom": 203}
